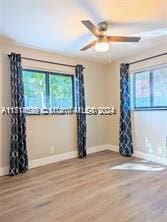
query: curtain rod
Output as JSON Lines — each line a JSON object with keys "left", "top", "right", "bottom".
{"left": 129, "top": 53, "right": 167, "bottom": 65}
{"left": 8, "top": 55, "right": 85, "bottom": 69}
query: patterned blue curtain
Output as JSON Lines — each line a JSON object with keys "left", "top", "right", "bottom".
{"left": 75, "top": 65, "right": 87, "bottom": 158}
{"left": 119, "top": 63, "right": 133, "bottom": 156}
{"left": 9, "top": 53, "right": 28, "bottom": 176}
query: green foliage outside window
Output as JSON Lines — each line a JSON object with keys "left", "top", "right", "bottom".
{"left": 23, "top": 70, "right": 74, "bottom": 111}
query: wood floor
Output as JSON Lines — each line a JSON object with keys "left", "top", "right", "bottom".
{"left": 0, "top": 151, "right": 167, "bottom": 222}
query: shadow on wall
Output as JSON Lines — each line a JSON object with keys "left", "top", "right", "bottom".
{"left": 0, "top": 54, "right": 11, "bottom": 167}
{"left": 144, "top": 138, "right": 164, "bottom": 157}
{"left": 131, "top": 111, "right": 167, "bottom": 159}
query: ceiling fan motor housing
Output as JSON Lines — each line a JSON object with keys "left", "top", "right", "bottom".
{"left": 98, "top": 22, "right": 108, "bottom": 32}
{"left": 97, "top": 36, "right": 108, "bottom": 43}
{"left": 80, "top": 20, "right": 141, "bottom": 51}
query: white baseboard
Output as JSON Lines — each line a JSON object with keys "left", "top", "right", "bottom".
{"left": 87, "top": 144, "right": 111, "bottom": 154}
{"left": 1, "top": 144, "right": 166, "bottom": 176}
{"left": 109, "top": 145, "right": 167, "bottom": 165}
{"left": 29, "top": 150, "right": 77, "bottom": 169}
{"left": 0, "top": 144, "right": 111, "bottom": 176}
{"left": 134, "top": 150, "right": 167, "bottom": 166}
{"left": 0, "top": 166, "right": 9, "bottom": 177}
{"left": 108, "top": 145, "right": 119, "bottom": 152}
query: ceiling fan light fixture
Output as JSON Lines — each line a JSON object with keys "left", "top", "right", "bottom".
{"left": 95, "top": 42, "right": 109, "bottom": 52}
{"left": 80, "top": 20, "right": 141, "bottom": 51}
{"left": 95, "top": 36, "right": 109, "bottom": 52}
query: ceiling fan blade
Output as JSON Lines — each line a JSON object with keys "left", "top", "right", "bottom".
{"left": 81, "top": 20, "right": 102, "bottom": 37}
{"left": 107, "top": 36, "right": 141, "bottom": 42}
{"left": 80, "top": 40, "right": 96, "bottom": 51}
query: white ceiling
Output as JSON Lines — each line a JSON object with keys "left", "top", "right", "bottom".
{"left": 0, "top": 0, "right": 167, "bottom": 63}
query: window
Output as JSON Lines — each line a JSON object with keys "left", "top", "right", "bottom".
{"left": 132, "top": 65, "right": 167, "bottom": 110}
{"left": 23, "top": 69, "right": 74, "bottom": 113}
{"left": 152, "top": 68, "right": 167, "bottom": 107}
{"left": 23, "top": 70, "right": 46, "bottom": 108}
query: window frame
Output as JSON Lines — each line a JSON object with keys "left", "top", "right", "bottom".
{"left": 132, "top": 65, "right": 167, "bottom": 111}
{"left": 23, "top": 69, "right": 75, "bottom": 115}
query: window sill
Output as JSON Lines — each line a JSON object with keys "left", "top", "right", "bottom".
{"left": 24, "top": 108, "right": 75, "bottom": 116}
{"left": 26, "top": 113, "right": 75, "bottom": 116}
{"left": 25, "top": 111, "right": 75, "bottom": 116}
{"left": 132, "top": 108, "right": 167, "bottom": 112}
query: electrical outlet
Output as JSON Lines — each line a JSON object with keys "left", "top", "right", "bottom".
{"left": 50, "top": 146, "right": 55, "bottom": 154}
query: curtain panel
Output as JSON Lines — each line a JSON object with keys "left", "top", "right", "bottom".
{"left": 75, "top": 65, "right": 87, "bottom": 158}
{"left": 119, "top": 63, "right": 133, "bottom": 156}
{"left": 9, "top": 53, "right": 28, "bottom": 176}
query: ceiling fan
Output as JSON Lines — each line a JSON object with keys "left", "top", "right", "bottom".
{"left": 80, "top": 20, "right": 141, "bottom": 52}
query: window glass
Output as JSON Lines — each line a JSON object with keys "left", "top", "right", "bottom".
{"left": 153, "top": 67, "right": 167, "bottom": 107}
{"left": 133, "top": 66, "right": 167, "bottom": 110}
{"left": 49, "top": 74, "right": 73, "bottom": 109}
{"left": 23, "top": 70, "right": 46, "bottom": 108}
{"left": 23, "top": 70, "right": 74, "bottom": 113}
{"left": 135, "top": 71, "right": 150, "bottom": 108}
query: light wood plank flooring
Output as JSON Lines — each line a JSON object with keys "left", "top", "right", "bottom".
{"left": 0, "top": 150, "right": 167, "bottom": 222}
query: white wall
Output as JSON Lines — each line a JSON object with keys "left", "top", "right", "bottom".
{"left": 0, "top": 37, "right": 166, "bottom": 171}
{"left": 106, "top": 44, "right": 167, "bottom": 158}
{"left": 0, "top": 38, "right": 110, "bottom": 168}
